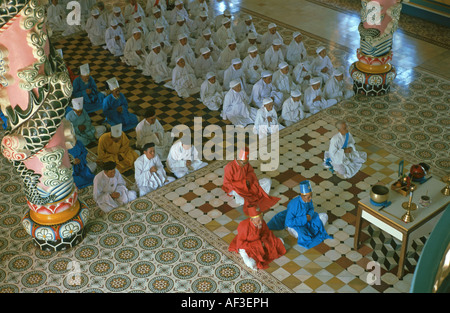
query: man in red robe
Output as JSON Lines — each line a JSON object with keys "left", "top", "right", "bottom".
{"left": 229, "top": 206, "right": 286, "bottom": 270}
{"left": 222, "top": 147, "right": 280, "bottom": 216}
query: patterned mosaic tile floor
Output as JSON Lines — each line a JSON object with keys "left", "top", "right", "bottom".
{"left": 0, "top": 0, "right": 448, "bottom": 293}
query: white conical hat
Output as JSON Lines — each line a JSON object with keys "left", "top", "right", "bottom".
{"left": 80, "top": 63, "right": 90, "bottom": 76}
{"left": 72, "top": 97, "right": 84, "bottom": 110}
{"left": 107, "top": 77, "right": 119, "bottom": 90}
{"left": 111, "top": 123, "right": 122, "bottom": 138}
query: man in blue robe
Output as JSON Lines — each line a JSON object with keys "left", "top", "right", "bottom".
{"left": 103, "top": 77, "right": 139, "bottom": 132}
{"left": 72, "top": 63, "right": 105, "bottom": 113}
{"left": 267, "top": 180, "right": 332, "bottom": 249}
{"left": 66, "top": 97, "right": 106, "bottom": 146}
{"left": 68, "top": 139, "right": 97, "bottom": 189}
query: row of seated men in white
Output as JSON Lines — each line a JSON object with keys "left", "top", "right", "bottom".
{"left": 51, "top": 0, "right": 367, "bottom": 270}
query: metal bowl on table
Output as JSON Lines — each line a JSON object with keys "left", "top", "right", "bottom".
{"left": 370, "top": 185, "right": 390, "bottom": 204}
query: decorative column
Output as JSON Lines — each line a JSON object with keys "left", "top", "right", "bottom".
{"left": 349, "top": 0, "right": 408, "bottom": 96}
{"left": 0, "top": 0, "right": 89, "bottom": 251}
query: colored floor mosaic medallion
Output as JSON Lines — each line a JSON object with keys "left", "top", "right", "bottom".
{"left": 0, "top": 0, "right": 448, "bottom": 293}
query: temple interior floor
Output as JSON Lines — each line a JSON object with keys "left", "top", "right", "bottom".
{"left": 0, "top": 0, "right": 449, "bottom": 293}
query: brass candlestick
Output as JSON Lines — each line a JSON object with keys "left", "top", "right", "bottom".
{"left": 401, "top": 185, "right": 417, "bottom": 223}
{"left": 441, "top": 175, "right": 450, "bottom": 196}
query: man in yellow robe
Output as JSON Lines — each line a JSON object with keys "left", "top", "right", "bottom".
{"left": 97, "top": 123, "right": 139, "bottom": 173}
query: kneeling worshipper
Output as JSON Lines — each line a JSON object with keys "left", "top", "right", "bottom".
{"left": 142, "top": 42, "right": 171, "bottom": 83}
{"left": 229, "top": 206, "right": 286, "bottom": 271}
{"left": 238, "top": 32, "right": 258, "bottom": 59}
{"left": 253, "top": 98, "right": 284, "bottom": 137}
{"left": 222, "top": 79, "right": 257, "bottom": 127}
{"left": 47, "top": 0, "right": 79, "bottom": 37}
{"left": 260, "top": 23, "right": 285, "bottom": 54}
{"left": 166, "top": 56, "right": 201, "bottom": 99}
{"left": 191, "top": 11, "right": 211, "bottom": 39}
{"left": 292, "top": 61, "right": 312, "bottom": 92}
{"left": 281, "top": 89, "right": 307, "bottom": 127}
{"left": 251, "top": 71, "right": 283, "bottom": 111}
{"left": 85, "top": 9, "right": 107, "bottom": 46}
{"left": 67, "top": 97, "right": 106, "bottom": 146}
{"left": 268, "top": 180, "right": 332, "bottom": 249}
{"left": 135, "top": 108, "right": 173, "bottom": 161}
{"left": 166, "top": 139, "right": 208, "bottom": 179}
{"left": 68, "top": 139, "right": 96, "bottom": 189}
{"left": 124, "top": 0, "right": 146, "bottom": 25}
{"left": 273, "top": 61, "right": 300, "bottom": 102}
{"left": 105, "top": 19, "right": 126, "bottom": 57}
{"left": 199, "top": 72, "right": 225, "bottom": 111}
{"left": 146, "top": 22, "right": 172, "bottom": 55}
{"left": 93, "top": 161, "right": 137, "bottom": 213}
{"left": 263, "top": 39, "right": 285, "bottom": 72}
{"left": 323, "top": 120, "right": 367, "bottom": 178}
{"left": 194, "top": 28, "right": 220, "bottom": 61}
{"left": 312, "top": 46, "right": 336, "bottom": 84}
{"left": 103, "top": 77, "right": 139, "bottom": 131}
{"left": 223, "top": 58, "right": 250, "bottom": 94}
{"left": 286, "top": 31, "right": 308, "bottom": 66}
{"left": 234, "top": 15, "right": 260, "bottom": 43}
{"left": 170, "top": 33, "right": 196, "bottom": 68}
{"left": 194, "top": 47, "right": 216, "bottom": 80}
{"left": 214, "top": 17, "right": 236, "bottom": 49}
{"left": 72, "top": 64, "right": 105, "bottom": 113}
{"left": 134, "top": 143, "right": 176, "bottom": 197}
{"left": 304, "top": 77, "right": 337, "bottom": 115}
{"left": 242, "top": 45, "right": 264, "bottom": 85}
{"left": 109, "top": 6, "right": 126, "bottom": 29}
{"left": 217, "top": 39, "right": 240, "bottom": 72}
{"left": 123, "top": 28, "right": 148, "bottom": 70}
{"left": 126, "top": 12, "right": 149, "bottom": 40}
{"left": 222, "top": 147, "right": 280, "bottom": 216}
{"left": 323, "top": 69, "right": 355, "bottom": 102}
{"left": 97, "top": 123, "right": 139, "bottom": 173}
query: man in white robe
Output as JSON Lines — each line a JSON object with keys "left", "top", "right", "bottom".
{"left": 323, "top": 69, "right": 355, "bottom": 102}
{"left": 170, "top": 34, "right": 196, "bottom": 67}
{"left": 214, "top": 9, "right": 232, "bottom": 31}
{"left": 167, "top": 140, "right": 208, "bottom": 179}
{"left": 194, "top": 48, "right": 216, "bottom": 80}
{"left": 293, "top": 61, "right": 312, "bottom": 92}
{"left": 142, "top": 42, "right": 171, "bottom": 83}
{"left": 189, "top": 0, "right": 209, "bottom": 17}
{"left": 169, "top": 0, "right": 192, "bottom": 28}
{"left": 146, "top": 0, "right": 168, "bottom": 18}
{"left": 194, "top": 28, "right": 220, "bottom": 61}
{"left": 167, "top": 56, "right": 201, "bottom": 99}
{"left": 169, "top": 15, "right": 191, "bottom": 43}
{"left": 222, "top": 80, "right": 257, "bottom": 127}
{"left": 124, "top": 0, "right": 146, "bottom": 24}
{"left": 93, "top": 161, "right": 137, "bottom": 213}
{"left": 312, "top": 46, "right": 335, "bottom": 84}
{"left": 303, "top": 77, "right": 337, "bottom": 114}
{"left": 234, "top": 15, "right": 261, "bottom": 43}
{"left": 146, "top": 7, "right": 169, "bottom": 31}
{"left": 146, "top": 22, "right": 172, "bottom": 55}
{"left": 109, "top": 7, "right": 125, "bottom": 29}
{"left": 217, "top": 39, "right": 240, "bottom": 72}
{"left": 214, "top": 17, "right": 236, "bottom": 50}
{"left": 136, "top": 108, "right": 173, "bottom": 160}
{"left": 251, "top": 71, "right": 283, "bottom": 111}
{"left": 123, "top": 28, "right": 148, "bottom": 70}
{"left": 242, "top": 45, "right": 264, "bottom": 85}
{"left": 281, "top": 89, "right": 307, "bottom": 127}
{"left": 191, "top": 11, "right": 212, "bottom": 38}
{"left": 199, "top": 72, "right": 224, "bottom": 111}
{"left": 323, "top": 121, "right": 367, "bottom": 179}
{"left": 85, "top": 9, "right": 107, "bottom": 46}
{"left": 253, "top": 98, "right": 283, "bottom": 137}
{"left": 127, "top": 12, "right": 149, "bottom": 40}
{"left": 264, "top": 39, "right": 285, "bottom": 72}
{"left": 238, "top": 32, "right": 258, "bottom": 59}
{"left": 286, "top": 31, "right": 308, "bottom": 66}
{"left": 260, "top": 23, "right": 285, "bottom": 54}
{"left": 273, "top": 62, "right": 299, "bottom": 102}
{"left": 223, "top": 58, "right": 250, "bottom": 94}
{"left": 96, "top": 2, "right": 109, "bottom": 26}
{"left": 135, "top": 143, "right": 175, "bottom": 197}
{"left": 47, "top": 0, "right": 80, "bottom": 36}
{"left": 105, "top": 19, "right": 126, "bottom": 57}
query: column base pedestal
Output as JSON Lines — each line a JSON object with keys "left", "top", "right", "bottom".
{"left": 349, "top": 62, "right": 397, "bottom": 96}
{"left": 22, "top": 200, "right": 89, "bottom": 252}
